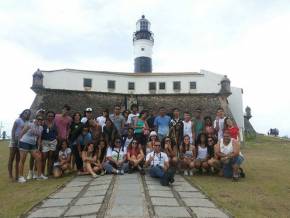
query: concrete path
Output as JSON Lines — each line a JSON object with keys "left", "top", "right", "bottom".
{"left": 26, "top": 173, "right": 230, "bottom": 218}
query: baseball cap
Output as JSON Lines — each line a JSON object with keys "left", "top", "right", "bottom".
{"left": 85, "top": 107, "right": 93, "bottom": 112}
{"left": 149, "top": 131, "right": 157, "bottom": 137}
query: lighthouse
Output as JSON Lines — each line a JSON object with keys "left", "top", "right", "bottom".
{"left": 133, "top": 15, "right": 154, "bottom": 73}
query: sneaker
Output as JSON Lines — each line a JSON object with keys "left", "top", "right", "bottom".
{"left": 33, "top": 173, "right": 38, "bottom": 179}
{"left": 92, "top": 173, "right": 99, "bottom": 178}
{"left": 36, "top": 174, "right": 48, "bottom": 180}
{"left": 100, "top": 170, "right": 106, "bottom": 176}
{"left": 27, "top": 171, "right": 33, "bottom": 180}
{"left": 183, "top": 170, "right": 188, "bottom": 176}
{"left": 189, "top": 170, "right": 194, "bottom": 176}
{"left": 120, "top": 169, "right": 124, "bottom": 175}
{"left": 18, "top": 176, "right": 26, "bottom": 183}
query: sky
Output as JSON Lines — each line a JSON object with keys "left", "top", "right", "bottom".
{"left": 0, "top": 0, "right": 290, "bottom": 136}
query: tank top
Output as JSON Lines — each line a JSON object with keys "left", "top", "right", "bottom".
{"left": 220, "top": 139, "right": 233, "bottom": 155}
{"left": 183, "top": 120, "right": 193, "bottom": 143}
{"left": 135, "top": 119, "right": 144, "bottom": 134}
{"left": 196, "top": 145, "right": 208, "bottom": 159}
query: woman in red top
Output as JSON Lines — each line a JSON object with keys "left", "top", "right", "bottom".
{"left": 224, "top": 117, "right": 239, "bottom": 140}
{"left": 127, "top": 139, "right": 145, "bottom": 174}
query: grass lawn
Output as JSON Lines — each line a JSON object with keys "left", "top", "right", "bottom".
{"left": 0, "top": 140, "right": 74, "bottom": 218}
{"left": 189, "top": 135, "right": 290, "bottom": 218}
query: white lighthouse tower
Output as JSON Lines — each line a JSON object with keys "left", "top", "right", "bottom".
{"left": 133, "top": 15, "right": 154, "bottom": 73}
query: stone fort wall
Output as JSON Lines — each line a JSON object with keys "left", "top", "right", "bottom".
{"left": 30, "top": 88, "right": 233, "bottom": 119}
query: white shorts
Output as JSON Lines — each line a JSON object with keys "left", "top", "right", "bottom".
{"left": 42, "top": 139, "right": 57, "bottom": 152}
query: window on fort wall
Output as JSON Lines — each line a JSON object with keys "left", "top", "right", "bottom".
{"left": 190, "top": 81, "right": 197, "bottom": 89}
{"left": 83, "top": 78, "right": 92, "bottom": 87}
{"left": 128, "top": 82, "right": 135, "bottom": 90}
{"left": 159, "top": 82, "right": 166, "bottom": 90}
{"left": 173, "top": 81, "right": 181, "bottom": 90}
{"left": 149, "top": 82, "right": 156, "bottom": 90}
{"left": 108, "top": 80, "right": 115, "bottom": 89}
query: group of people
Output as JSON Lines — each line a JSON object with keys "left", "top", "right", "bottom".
{"left": 8, "top": 104, "right": 245, "bottom": 186}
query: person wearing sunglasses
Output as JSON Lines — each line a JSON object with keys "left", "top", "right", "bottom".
{"left": 18, "top": 115, "right": 47, "bottom": 183}
{"left": 127, "top": 139, "right": 145, "bottom": 174}
{"left": 145, "top": 141, "right": 175, "bottom": 186}
{"left": 104, "top": 137, "right": 128, "bottom": 175}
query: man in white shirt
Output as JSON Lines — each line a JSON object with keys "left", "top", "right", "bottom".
{"left": 96, "top": 109, "right": 109, "bottom": 132}
{"left": 214, "top": 107, "right": 225, "bottom": 141}
{"left": 127, "top": 104, "right": 139, "bottom": 126}
{"left": 145, "top": 141, "right": 175, "bottom": 186}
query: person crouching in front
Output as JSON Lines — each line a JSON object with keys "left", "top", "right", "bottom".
{"left": 145, "top": 141, "right": 175, "bottom": 186}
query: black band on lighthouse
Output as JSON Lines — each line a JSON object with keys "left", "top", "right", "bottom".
{"left": 134, "top": 57, "right": 152, "bottom": 73}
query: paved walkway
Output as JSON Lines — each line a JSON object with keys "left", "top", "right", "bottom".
{"left": 26, "top": 173, "right": 230, "bottom": 218}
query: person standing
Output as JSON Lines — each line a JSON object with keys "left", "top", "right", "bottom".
{"left": 55, "top": 105, "right": 72, "bottom": 143}
{"left": 169, "top": 108, "right": 183, "bottom": 147}
{"left": 214, "top": 108, "right": 225, "bottom": 141}
{"left": 8, "top": 109, "right": 31, "bottom": 181}
{"left": 127, "top": 104, "right": 139, "bottom": 126}
{"left": 193, "top": 108, "right": 204, "bottom": 141}
{"left": 109, "top": 105, "right": 125, "bottom": 136}
{"left": 96, "top": 109, "right": 109, "bottom": 132}
{"left": 224, "top": 117, "right": 239, "bottom": 141}
{"left": 183, "top": 111, "right": 195, "bottom": 145}
{"left": 18, "top": 115, "right": 47, "bottom": 183}
{"left": 154, "top": 107, "right": 171, "bottom": 141}
{"left": 41, "top": 111, "right": 58, "bottom": 176}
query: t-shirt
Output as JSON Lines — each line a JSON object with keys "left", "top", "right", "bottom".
{"left": 42, "top": 123, "right": 57, "bottom": 141}
{"left": 14, "top": 118, "right": 26, "bottom": 140}
{"left": 96, "top": 116, "right": 106, "bottom": 131}
{"left": 128, "top": 113, "right": 139, "bottom": 124}
{"left": 214, "top": 117, "right": 225, "bottom": 140}
{"left": 227, "top": 127, "right": 239, "bottom": 140}
{"left": 183, "top": 120, "right": 194, "bottom": 144}
{"left": 55, "top": 114, "right": 72, "bottom": 140}
{"left": 109, "top": 114, "right": 125, "bottom": 134}
{"left": 194, "top": 118, "right": 204, "bottom": 139}
{"left": 69, "top": 122, "right": 84, "bottom": 143}
{"left": 106, "top": 146, "right": 127, "bottom": 161}
{"left": 20, "top": 122, "right": 43, "bottom": 145}
{"left": 146, "top": 151, "right": 168, "bottom": 167}
{"left": 59, "top": 148, "right": 71, "bottom": 160}
{"left": 154, "top": 115, "right": 171, "bottom": 136}
{"left": 196, "top": 145, "right": 208, "bottom": 160}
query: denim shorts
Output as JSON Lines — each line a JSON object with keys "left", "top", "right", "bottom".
{"left": 223, "top": 155, "right": 244, "bottom": 178}
{"left": 19, "top": 141, "right": 37, "bottom": 151}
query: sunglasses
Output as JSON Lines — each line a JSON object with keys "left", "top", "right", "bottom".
{"left": 115, "top": 140, "right": 121, "bottom": 143}
{"left": 132, "top": 141, "right": 138, "bottom": 144}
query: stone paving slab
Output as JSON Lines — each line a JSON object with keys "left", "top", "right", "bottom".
{"left": 28, "top": 207, "right": 67, "bottom": 218}
{"left": 87, "top": 184, "right": 110, "bottom": 191}
{"left": 114, "top": 195, "right": 143, "bottom": 205}
{"left": 191, "top": 207, "right": 229, "bottom": 218}
{"left": 148, "top": 190, "right": 174, "bottom": 197}
{"left": 41, "top": 198, "right": 72, "bottom": 207}
{"left": 183, "top": 198, "right": 216, "bottom": 208}
{"left": 50, "top": 191, "right": 80, "bottom": 199}
{"left": 178, "top": 191, "right": 207, "bottom": 198}
{"left": 174, "top": 185, "right": 199, "bottom": 192}
{"left": 117, "top": 183, "right": 141, "bottom": 191}
{"left": 151, "top": 197, "right": 179, "bottom": 206}
{"left": 61, "top": 186, "right": 84, "bottom": 193}
{"left": 147, "top": 185, "right": 171, "bottom": 191}
{"left": 74, "top": 196, "right": 105, "bottom": 206}
{"left": 64, "top": 204, "right": 101, "bottom": 216}
{"left": 116, "top": 189, "right": 143, "bottom": 196}
{"left": 66, "top": 181, "right": 89, "bottom": 187}
{"left": 107, "top": 205, "right": 145, "bottom": 217}
{"left": 83, "top": 189, "right": 107, "bottom": 197}
{"left": 154, "top": 206, "right": 191, "bottom": 218}
{"left": 72, "top": 176, "right": 92, "bottom": 182}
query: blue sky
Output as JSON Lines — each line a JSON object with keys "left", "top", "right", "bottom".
{"left": 0, "top": 0, "right": 290, "bottom": 136}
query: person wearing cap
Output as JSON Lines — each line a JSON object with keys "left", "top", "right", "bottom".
{"left": 103, "top": 137, "right": 128, "bottom": 175}
{"left": 146, "top": 131, "right": 158, "bottom": 154}
{"left": 145, "top": 141, "right": 175, "bottom": 186}
{"left": 109, "top": 105, "right": 125, "bottom": 135}
{"left": 8, "top": 109, "right": 31, "bottom": 181}
{"left": 81, "top": 107, "right": 94, "bottom": 125}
